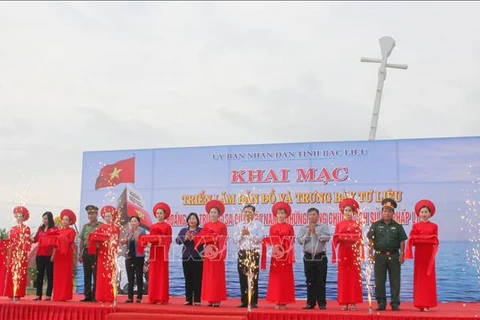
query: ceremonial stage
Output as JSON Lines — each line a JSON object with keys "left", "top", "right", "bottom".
{"left": 0, "top": 295, "right": 478, "bottom": 320}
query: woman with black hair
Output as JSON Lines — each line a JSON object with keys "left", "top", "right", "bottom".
{"left": 121, "top": 215, "right": 147, "bottom": 303}
{"left": 176, "top": 212, "right": 203, "bottom": 306}
{"left": 32, "top": 211, "right": 57, "bottom": 301}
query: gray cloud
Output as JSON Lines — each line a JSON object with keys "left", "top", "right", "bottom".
{"left": 1, "top": 2, "right": 480, "bottom": 228}
{"left": 73, "top": 107, "right": 175, "bottom": 149}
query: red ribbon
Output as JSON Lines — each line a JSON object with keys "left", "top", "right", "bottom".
{"left": 40, "top": 230, "right": 69, "bottom": 255}
{"left": 193, "top": 227, "right": 216, "bottom": 250}
{"left": 405, "top": 234, "right": 439, "bottom": 276}
{"left": 331, "top": 233, "right": 363, "bottom": 264}
{"left": 261, "top": 236, "right": 295, "bottom": 270}
{"left": 87, "top": 232, "right": 110, "bottom": 254}
{"left": 138, "top": 235, "right": 164, "bottom": 254}
{"left": 194, "top": 227, "right": 227, "bottom": 261}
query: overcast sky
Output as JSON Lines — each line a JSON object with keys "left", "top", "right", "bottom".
{"left": 1, "top": 1, "right": 479, "bottom": 229}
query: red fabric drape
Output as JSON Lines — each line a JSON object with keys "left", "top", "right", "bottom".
{"left": 0, "top": 297, "right": 476, "bottom": 320}
{"left": 108, "top": 314, "right": 247, "bottom": 320}
{"left": 0, "top": 302, "right": 113, "bottom": 320}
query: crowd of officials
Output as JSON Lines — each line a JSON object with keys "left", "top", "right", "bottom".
{"left": 1, "top": 197, "right": 438, "bottom": 312}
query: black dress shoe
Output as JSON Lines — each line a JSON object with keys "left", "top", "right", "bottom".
{"left": 184, "top": 301, "right": 193, "bottom": 305}
{"left": 376, "top": 306, "right": 386, "bottom": 311}
{"left": 125, "top": 299, "right": 133, "bottom": 303}
{"left": 319, "top": 305, "right": 326, "bottom": 310}
{"left": 80, "top": 298, "right": 91, "bottom": 302}
{"left": 303, "top": 305, "right": 315, "bottom": 309}
{"left": 90, "top": 299, "right": 97, "bottom": 303}
{"left": 392, "top": 306, "right": 400, "bottom": 311}
{"left": 251, "top": 304, "right": 258, "bottom": 308}
{"left": 237, "top": 304, "right": 247, "bottom": 308}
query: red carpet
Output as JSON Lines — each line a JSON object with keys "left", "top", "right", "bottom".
{"left": 0, "top": 294, "right": 479, "bottom": 320}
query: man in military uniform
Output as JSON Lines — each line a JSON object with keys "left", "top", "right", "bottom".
{"left": 79, "top": 205, "right": 103, "bottom": 302}
{"left": 367, "top": 198, "right": 408, "bottom": 311}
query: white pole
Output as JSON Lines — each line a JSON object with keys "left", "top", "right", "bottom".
{"left": 362, "top": 36, "right": 408, "bottom": 140}
{"left": 369, "top": 60, "right": 387, "bottom": 141}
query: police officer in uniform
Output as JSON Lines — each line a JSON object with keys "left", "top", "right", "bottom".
{"left": 367, "top": 198, "right": 408, "bottom": 311}
{"left": 79, "top": 205, "right": 103, "bottom": 302}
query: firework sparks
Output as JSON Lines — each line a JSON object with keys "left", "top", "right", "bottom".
{"left": 8, "top": 169, "right": 33, "bottom": 302}
{"left": 108, "top": 228, "right": 120, "bottom": 307}
{"left": 101, "top": 187, "right": 123, "bottom": 307}
{"left": 356, "top": 206, "right": 374, "bottom": 314}
{"left": 462, "top": 165, "right": 480, "bottom": 285}
{"left": 243, "top": 249, "right": 259, "bottom": 312}
{"left": 108, "top": 215, "right": 122, "bottom": 307}
{"left": 236, "top": 187, "right": 260, "bottom": 312}
{"left": 9, "top": 219, "right": 30, "bottom": 302}
{"left": 247, "top": 269, "right": 253, "bottom": 311}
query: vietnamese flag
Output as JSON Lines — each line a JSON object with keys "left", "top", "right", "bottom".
{"left": 95, "top": 157, "right": 135, "bottom": 190}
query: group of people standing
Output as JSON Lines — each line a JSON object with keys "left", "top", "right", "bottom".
{"left": 1, "top": 206, "right": 78, "bottom": 302}
{"left": 1, "top": 197, "right": 439, "bottom": 313}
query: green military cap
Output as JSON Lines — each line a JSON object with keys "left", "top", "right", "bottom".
{"left": 381, "top": 198, "right": 397, "bottom": 210}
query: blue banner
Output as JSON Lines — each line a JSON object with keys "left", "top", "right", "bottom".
{"left": 79, "top": 136, "right": 480, "bottom": 301}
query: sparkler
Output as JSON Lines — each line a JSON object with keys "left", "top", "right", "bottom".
{"left": 365, "top": 263, "right": 373, "bottom": 314}
{"left": 247, "top": 269, "right": 253, "bottom": 312}
{"left": 109, "top": 213, "right": 122, "bottom": 308}
{"left": 11, "top": 232, "right": 29, "bottom": 302}
{"left": 11, "top": 244, "right": 22, "bottom": 303}
{"left": 244, "top": 249, "right": 259, "bottom": 312}
{"left": 236, "top": 187, "right": 260, "bottom": 313}
{"left": 356, "top": 206, "right": 373, "bottom": 314}
{"left": 109, "top": 230, "right": 120, "bottom": 308}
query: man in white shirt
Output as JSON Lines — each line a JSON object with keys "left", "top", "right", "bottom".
{"left": 233, "top": 204, "right": 265, "bottom": 308}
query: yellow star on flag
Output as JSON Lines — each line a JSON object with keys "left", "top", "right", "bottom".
{"left": 135, "top": 209, "right": 145, "bottom": 219}
{"left": 110, "top": 167, "right": 122, "bottom": 179}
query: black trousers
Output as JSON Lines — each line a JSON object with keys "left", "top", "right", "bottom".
{"left": 182, "top": 258, "right": 203, "bottom": 303}
{"left": 303, "top": 252, "right": 328, "bottom": 307}
{"left": 82, "top": 249, "right": 97, "bottom": 299}
{"left": 35, "top": 255, "right": 53, "bottom": 297}
{"left": 374, "top": 252, "right": 401, "bottom": 308}
{"left": 125, "top": 256, "right": 145, "bottom": 300}
{"left": 237, "top": 250, "right": 260, "bottom": 305}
